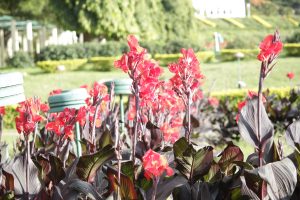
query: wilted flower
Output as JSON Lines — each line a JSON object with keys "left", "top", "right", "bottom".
{"left": 142, "top": 149, "right": 173, "bottom": 180}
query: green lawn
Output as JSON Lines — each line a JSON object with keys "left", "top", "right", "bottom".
{"left": 0, "top": 57, "right": 299, "bottom": 101}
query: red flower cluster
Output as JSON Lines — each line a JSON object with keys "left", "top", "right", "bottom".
{"left": 160, "top": 117, "right": 182, "bottom": 144}
{"left": 257, "top": 32, "right": 283, "bottom": 62}
{"left": 169, "top": 48, "right": 204, "bottom": 100}
{"left": 142, "top": 149, "right": 173, "bottom": 180}
{"left": 236, "top": 91, "right": 266, "bottom": 123}
{"left": 46, "top": 108, "right": 82, "bottom": 139}
{"left": 46, "top": 108, "right": 73, "bottom": 138}
{"left": 89, "top": 82, "right": 109, "bottom": 105}
{"left": 287, "top": 72, "right": 295, "bottom": 80}
{"left": 15, "top": 98, "right": 49, "bottom": 136}
{"left": 114, "top": 35, "right": 163, "bottom": 102}
{"left": 49, "top": 89, "right": 62, "bottom": 96}
{"left": 208, "top": 97, "right": 219, "bottom": 107}
{"left": 0, "top": 106, "right": 5, "bottom": 115}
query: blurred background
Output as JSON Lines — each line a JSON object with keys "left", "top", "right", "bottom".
{"left": 0, "top": 0, "right": 299, "bottom": 99}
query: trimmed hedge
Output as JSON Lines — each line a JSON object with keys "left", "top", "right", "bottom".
{"left": 36, "top": 59, "right": 88, "bottom": 73}
{"left": 154, "top": 51, "right": 215, "bottom": 66}
{"left": 88, "top": 56, "right": 117, "bottom": 71}
{"left": 36, "top": 42, "right": 128, "bottom": 61}
{"left": 219, "top": 49, "right": 259, "bottom": 61}
{"left": 284, "top": 43, "right": 300, "bottom": 57}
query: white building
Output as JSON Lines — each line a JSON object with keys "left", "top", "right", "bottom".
{"left": 193, "top": 0, "right": 247, "bottom": 18}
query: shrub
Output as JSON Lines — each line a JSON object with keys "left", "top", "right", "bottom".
{"left": 219, "top": 49, "right": 259, "bottom": 61}
{"left": 3, "top": 106, "right": 18, "bottom": 129}
{"left": 154, "top": 51, "right": 215, "bottom": 66}
{"left": 286, "top": 32, "right": 300, "bottom": 43}
{"left": 284, "top": 43, "right": 300, "bottom": 56}
{"left": 36, "top": 59, "right": 87, "bottom": 73}
{"left": 210, "top": 87, "right": 299, "bottom": 140}
{"left": 36, "top": 41, "right": 128, "bottom": 61}
{"left": 6, "top": 51, "right": 34, "bottom": 68}
{"left": 88, "top": 56, "right": 117, "bottom": 71}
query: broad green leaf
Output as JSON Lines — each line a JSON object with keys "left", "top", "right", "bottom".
{"left": 238, "top": 98, "right": 274, "bottom": 150}
{"left": 204, "top": 161, "right": 221, "bottom": 183}
{"left": 218, "top": 142, "right": 244, "bottom": 175}
{"left": 121, "top": 161, "right": 134, "bottom": 181}
{"left": 107, "top": 166, "right": 137, "bottom": 200}
{"left": 98, "top": 129, "right": 113, "bottom": 149}
{"left": 49, "top": 155, "right": 66, "bottom": 185}
{"left": 286, "top": 120, "right": 300, "bottom": 152}
{"left": 76, "top": 145, "right": 114, "bottom": 182}
{"left": 173, "top": 137, "right": 213, "bottom": 183}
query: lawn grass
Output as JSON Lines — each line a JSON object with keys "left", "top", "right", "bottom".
{"left": 0, "top": 57, "right": 299, "bottom": 101}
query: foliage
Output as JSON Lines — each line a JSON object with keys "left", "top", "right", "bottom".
{"left": 36, "top": 59, "right": 87, "bottom": 73}
{"left": 286, "top": 32, "right": 300, "bottom": 43}
{"left": 285, "top": 43, "right": 300, "bottom": 57}
{"left": 88, "top": 57, "right": 117, "bottom": 71}
{"left": 6, "top": 51, "right": 34, "bottom": 68}
{"left": 2, "top": 32, "right": 300, "bottom": 200}
{"left": 36, "top": 42, "right": 128, "bottom": 61}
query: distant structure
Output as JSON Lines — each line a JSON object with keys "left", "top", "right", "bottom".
{"left": 193, "top": 0, "right": 247, "bottom": 18}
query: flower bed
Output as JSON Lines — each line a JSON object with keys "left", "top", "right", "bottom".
{"left": 0, "top": 31, "right": 300, "bottom": 200}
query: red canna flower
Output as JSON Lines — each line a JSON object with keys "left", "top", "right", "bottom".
{"left": 0, "top": 106, "right": 5, "bottom": 115}
{"left": 49, "top": 89, "right": 62, "bottom": 96}
{"left": 287, "top": 72, "right": 295, "bottom": 80}
{"left": 208, "top": 97, "right": 219, "bottom": 107}
{"left": 257, "top": 31, "right": 283, "bottom": 62}
{"left": 115, "top": 35, "right": 162, "bottom": 98}
{"left": 168, "top": 48, "right": 204, "bottom": 101}
{"left": 89, "top": 82, "right": 109, "bottom": 105}
{"left": 160, "top": 123, "right": 180, "bottom": 144}
{"left": 76, "top": 106, "right": 87, "bottom": 126}
{"left": 142, "top": 149, "right": 173, "bottom": 180}
{"left": 15, "top": 98, "right": 48, "bottom": 136}
{"left": 46, "top": 108, "right": 77, "bottom": 139}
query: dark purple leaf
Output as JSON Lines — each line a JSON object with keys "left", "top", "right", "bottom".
{"left": 173, "top": 137, "right": 213, "bottom": 183}
{"left": 218, "top": 142, "right": 244, "bottom": 175}
{"left": 107, "top": 166, "right": 137, "bottom": 199}
{"left": 286, "top": 120, "right": 300, "bottom": 151}
{"left": 238, "top": 98, "right": 274, "bottom": 150}
{"left": 146, "top": 175, "right": 188, "bottom": 200}
{"left": 3, "top": 154, "right": 42, "bottom": 195}
{"left": 257, "top": 158, "right": 297, "bottom": 200}
{"left": 76, "top": 145, "right": 114, "bottom": 182}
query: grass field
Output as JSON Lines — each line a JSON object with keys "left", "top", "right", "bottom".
{"left": 0, "top": 57, "right": 299, "bottom": 100}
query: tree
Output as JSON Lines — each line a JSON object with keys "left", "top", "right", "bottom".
{"left": 50, "top": 0, "right": 139, "bottom": 40}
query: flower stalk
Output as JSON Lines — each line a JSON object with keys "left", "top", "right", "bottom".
{"left": 151, "top": 177, "right": 159, "bottom": 200}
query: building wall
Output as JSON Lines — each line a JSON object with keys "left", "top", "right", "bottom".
{"left": 193, "top": 0, "right": 246, "bottom": 18}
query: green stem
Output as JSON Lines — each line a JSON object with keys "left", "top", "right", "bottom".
{"left": 75, "top": 122, "right": 82, "bottom": 157}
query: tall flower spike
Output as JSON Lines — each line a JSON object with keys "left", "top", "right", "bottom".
{"left": 257, "top": 30, "right": 283, "bottom": 63}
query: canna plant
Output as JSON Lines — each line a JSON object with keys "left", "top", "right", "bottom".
{"left": 1, "top": 31, "right": 300, "bottom": 200}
